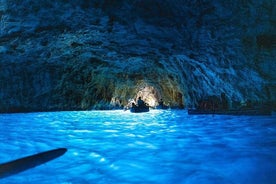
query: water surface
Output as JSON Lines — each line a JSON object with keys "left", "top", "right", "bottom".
{"left": 0, "top": 110, "right": 275, "bottom": 183}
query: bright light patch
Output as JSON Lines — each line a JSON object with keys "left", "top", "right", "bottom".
{"left": 89, "top": 152, "right": 101, "bottom": 158}
{"left": 146, "top": 96, "right": 157, "bottom": 107}
{"left": 100, "top": 158, "right": 106, "bottom": 162}
{"left": 136, "top": 86, "right": 159, "bottom": 107}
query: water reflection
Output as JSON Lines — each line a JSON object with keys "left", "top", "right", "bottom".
{"left": 0, "top": 110, "right": 275, "bottom": 183}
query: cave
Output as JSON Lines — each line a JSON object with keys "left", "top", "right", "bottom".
{"left": 0, "top": 0, "right": 275, "bottom": 112}
{"left": 0, "top": 2, "right": 276, "bottom": 183}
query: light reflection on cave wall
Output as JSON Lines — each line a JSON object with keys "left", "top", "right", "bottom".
{"left": 110, "top": 78, "right": 185, "bottom": 109}
{"left": 0, "top": 0, "right": 275, "bottom": 112}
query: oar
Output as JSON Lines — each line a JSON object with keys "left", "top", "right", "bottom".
{"left": 0, "top": 148, "right": 67, "bottom": 179}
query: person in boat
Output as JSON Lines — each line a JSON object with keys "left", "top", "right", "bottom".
{"left": 132, "top": 102, "right": 137, "bottom": 108}
{"left": 137, "top": 97, "right": 146, "bottom": 108}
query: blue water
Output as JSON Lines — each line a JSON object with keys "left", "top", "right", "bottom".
{"left": 0, "top": 110, "right": 275, "bottom": 184}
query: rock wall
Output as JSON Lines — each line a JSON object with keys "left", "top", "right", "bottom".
{"left": 0, "top": 0, "right": 275, "bottom": 112}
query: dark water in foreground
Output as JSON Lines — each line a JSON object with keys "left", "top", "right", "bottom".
{"left": 0, "top": 110, "right": 275, "bottom": 184}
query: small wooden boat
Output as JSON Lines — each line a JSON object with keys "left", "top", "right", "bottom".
{"left": 130, "top": 106, "right": 149, "bottom": 113}
{"left": 188, "top": 108, "right": 272, "bottom": 116}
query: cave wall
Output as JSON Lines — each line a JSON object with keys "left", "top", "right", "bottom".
{"left": 0, "top": 0, "right": 275, "bottom": 112}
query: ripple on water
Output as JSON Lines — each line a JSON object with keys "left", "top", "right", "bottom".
{"left": 0, "top": 110, "right": 275, "bottom": 183}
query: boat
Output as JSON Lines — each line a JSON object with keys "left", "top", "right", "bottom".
{"left": 130, "top": 106, "right": 149, "bottom": 113}
{"left": 188, "top": 108, "right": 272, "bottom": 116}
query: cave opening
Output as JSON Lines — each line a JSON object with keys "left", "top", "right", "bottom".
{"left": 135, "top": 86, "right": 161, "bottom": 107}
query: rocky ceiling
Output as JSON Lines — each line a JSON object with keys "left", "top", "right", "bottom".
{"left": 0, "top": 0, "right": 275, "bottom": 112}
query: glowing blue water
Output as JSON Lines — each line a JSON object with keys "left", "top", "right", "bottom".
{"left": 0, "top": 110, "right": 275, "bottom": 184}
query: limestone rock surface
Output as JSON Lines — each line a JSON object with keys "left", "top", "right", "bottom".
{"left": 0, "top": 0, "right": 275, "bottom": 112}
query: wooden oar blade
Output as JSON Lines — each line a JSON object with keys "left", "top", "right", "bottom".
{"left": 0, "top": 148, "right": 67, "bottom": 179}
